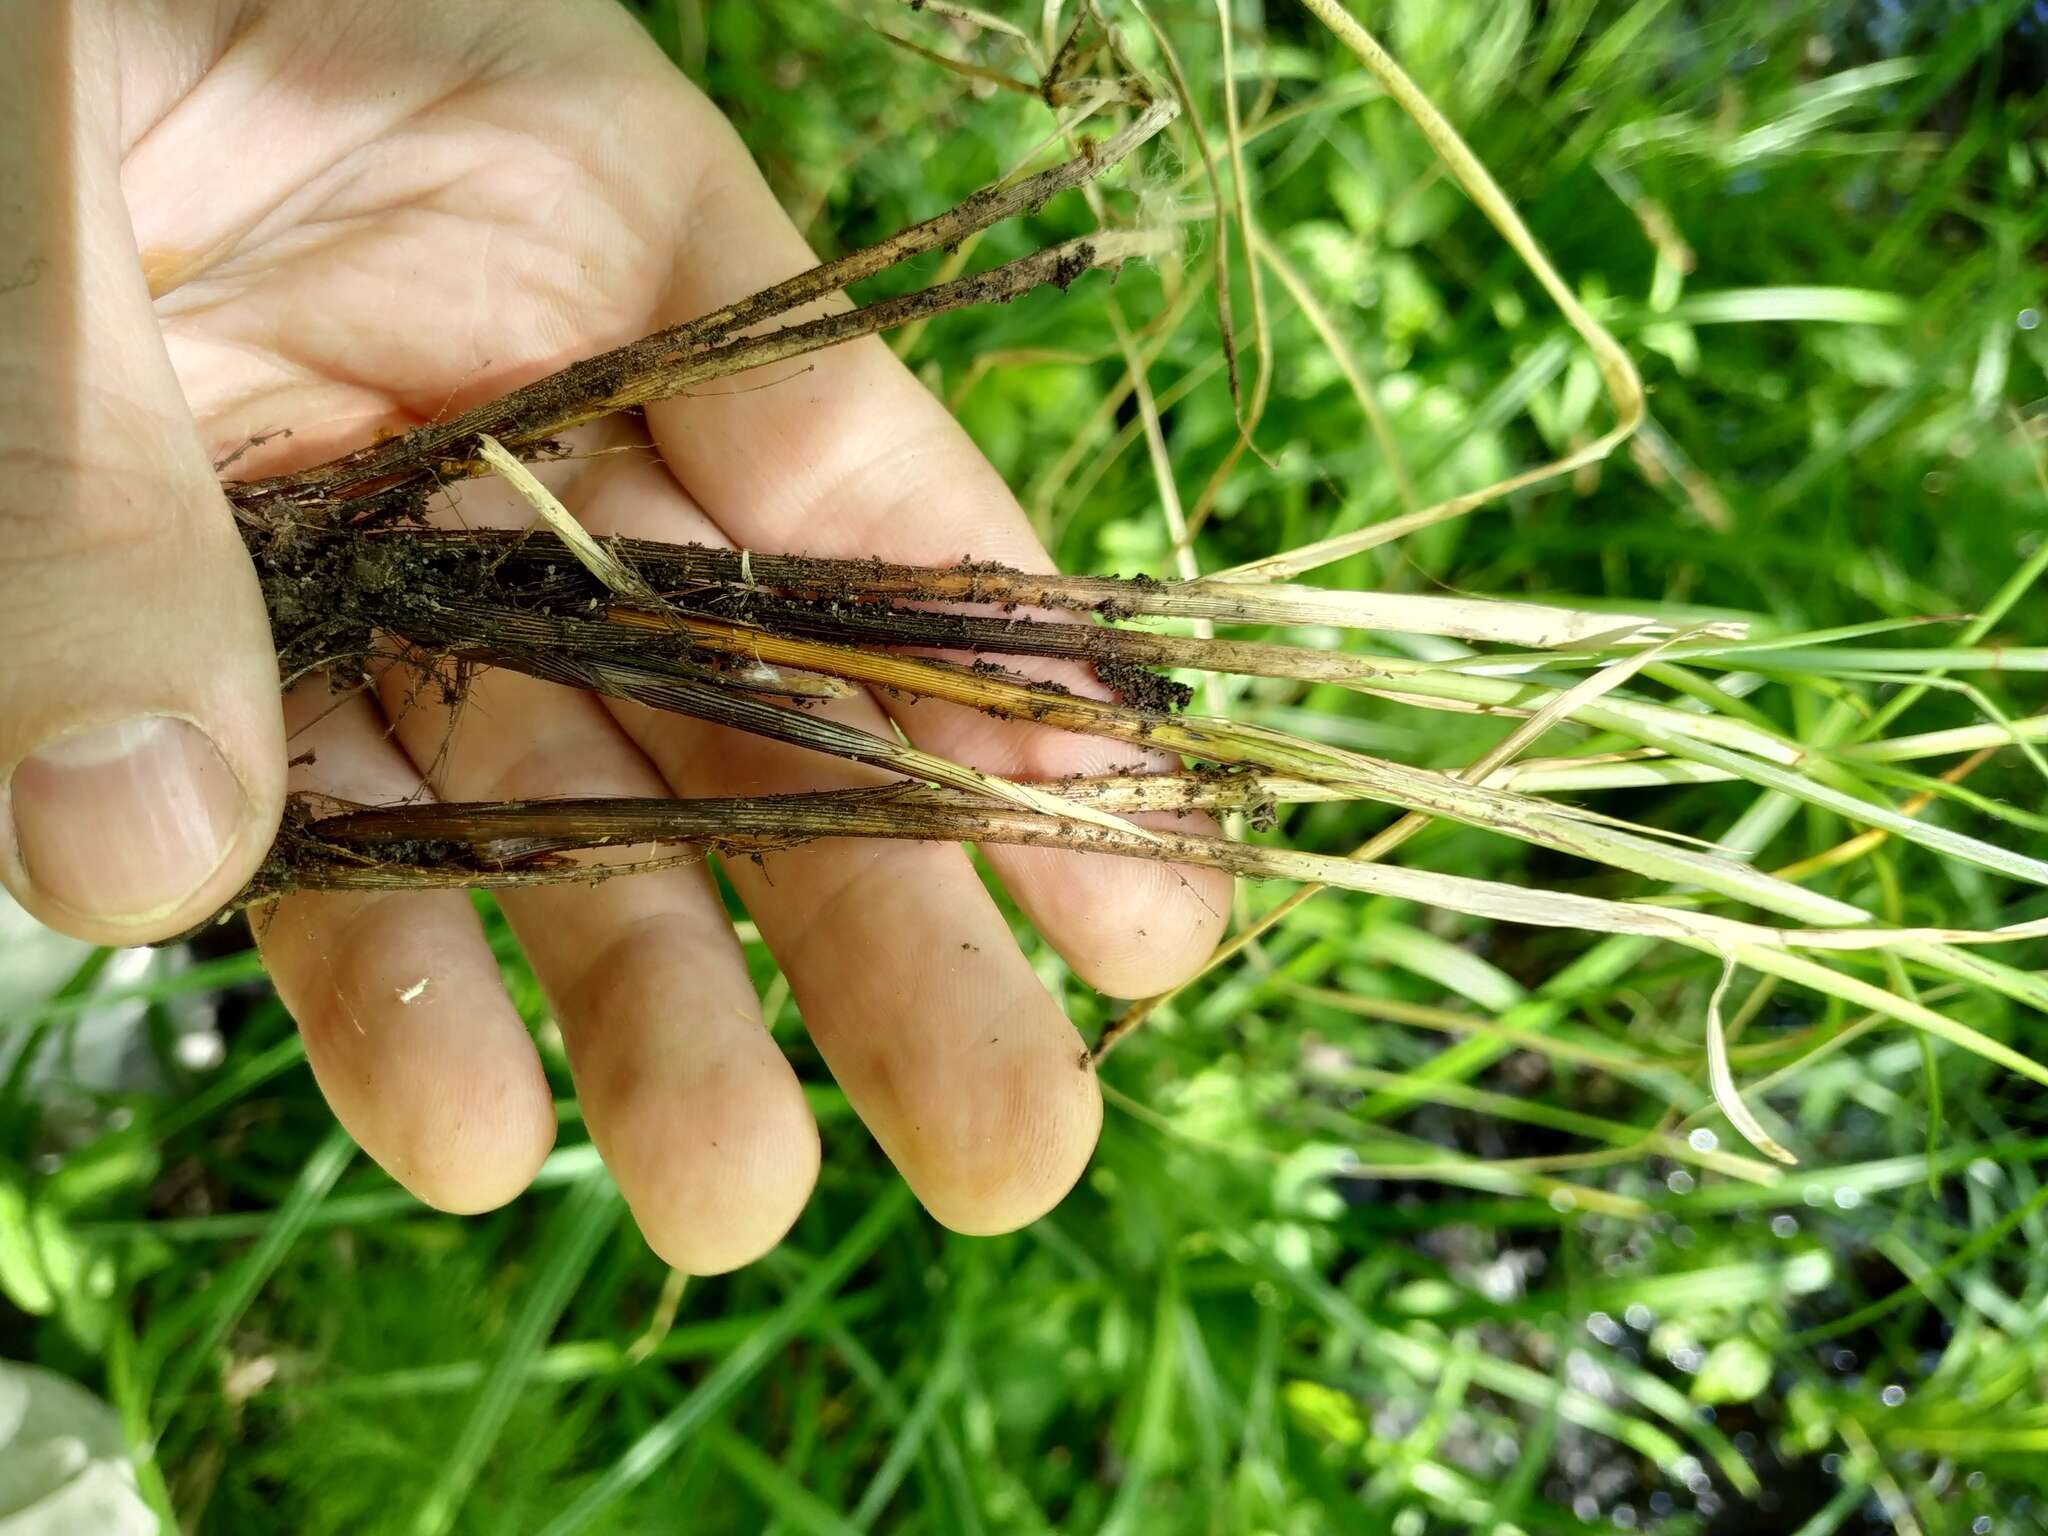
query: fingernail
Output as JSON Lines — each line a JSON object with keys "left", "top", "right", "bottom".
{"left": 7, "top": 716, "right": 247, "bottom": 923}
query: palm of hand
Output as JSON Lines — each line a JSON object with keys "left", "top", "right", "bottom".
{"left": 49, "top": 0, "right": 1227, "bottom": 1271}
{"left": 141, "top": 4, "right": 683, "bottom": 467}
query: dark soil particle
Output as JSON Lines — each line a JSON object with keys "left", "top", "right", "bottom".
{"left": 1092, "top": 657, "right": 1191, "bottom": 713}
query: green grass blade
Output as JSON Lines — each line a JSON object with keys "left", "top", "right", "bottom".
{"left": 536, "top": 1184, "right": 915, "bottom": 1536}
{"left": 708, "top": 1426, "right": 862, "bottom": 1536}
{"left": 411, "top": 1171, "right": 624, "bottom": 1536}
{"left": 151, "top": 1123, "right": 354, "bottom": 1405}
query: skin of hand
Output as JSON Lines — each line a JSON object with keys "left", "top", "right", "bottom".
{"left": 0, "top": 0, "right": 1229, "bottom": 1272}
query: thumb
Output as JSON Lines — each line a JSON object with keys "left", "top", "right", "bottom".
{"left": 0, "top": 5, "right": 283, "bottom": 944}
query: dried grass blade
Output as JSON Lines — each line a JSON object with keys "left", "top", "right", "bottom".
{"left": 291, "top": 793, "right": 2045, "bottom": 960}
{"left": 605, "top": 608, "right": 1862, "bottom": 924}
{"left": 501, "top": 649, "right": 1155, "bottom": 843}
{"left": 1221, "top": 0, "right": 1646, "bottom": 581}
{"left": 1703, "top": 956, "right": 1800, "bottom": 1165}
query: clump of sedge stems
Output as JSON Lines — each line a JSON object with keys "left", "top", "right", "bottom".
{"left": 212, "top": 9, "right": 2048, "bottom": 1165}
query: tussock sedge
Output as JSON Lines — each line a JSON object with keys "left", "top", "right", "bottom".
{"left": 212, "top": 4, "right": 2048, "bottom": 1170}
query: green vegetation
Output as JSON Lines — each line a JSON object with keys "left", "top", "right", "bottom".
{"left": 5, "top": 1, "right": 2047, "bottom": 1531}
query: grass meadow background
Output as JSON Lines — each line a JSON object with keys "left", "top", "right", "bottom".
{"left": 5, "top": 1, "right": 2048, "bottom": 1531}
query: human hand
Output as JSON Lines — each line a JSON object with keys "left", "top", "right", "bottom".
{"left": 0, "top": 0, "right": 1228, "bottom": 1269}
